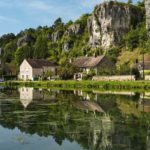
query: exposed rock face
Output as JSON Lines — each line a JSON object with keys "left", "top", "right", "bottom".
{"left": 0, "top": 48, "right": 2, "bottom": 55}
{"left": 17, "top": 34, "right": 33, "bottom": 47}
{"left": 145, "top": 0, "right": 150, "bottom": 36}
{"left": 63, "top": 42, "right": 72, "bottom": 51}
{"left": 51, "top": 30, "right": 64, "bottom": 42}
{"left": 88, "top": 1, "right": 143, "bottom": 49}
{"left": 64, "top": 24, "right": 83, "bottom": 36}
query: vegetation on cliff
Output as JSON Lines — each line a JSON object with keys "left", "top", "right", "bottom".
{"left": 0, "top": 0, "right": 148, "bottom": 77}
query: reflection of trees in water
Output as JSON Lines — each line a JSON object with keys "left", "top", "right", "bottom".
{"left": 0, "top": 88, "right": 149, "bottom": 149}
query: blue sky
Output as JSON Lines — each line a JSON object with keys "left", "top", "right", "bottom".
{"left": 0, "top": 0, "right": 138, "bottom": 36}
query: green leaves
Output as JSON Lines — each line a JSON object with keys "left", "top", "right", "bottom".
{"left": 58, "top": 62, "right": 79, "bottom": 80}
{"left": 34, "top": 36, "right": 48, "bottom": 59}
{"left": 15, "top": 45, "right": 33, "bottom": 66}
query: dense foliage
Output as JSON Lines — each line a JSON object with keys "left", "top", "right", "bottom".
{"left": 0, "top": 0, "right": 148, "bottom": 77}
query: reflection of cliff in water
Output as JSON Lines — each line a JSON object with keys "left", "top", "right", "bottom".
{"left": 0, "top": 88, "right": 149, "bottom": 149}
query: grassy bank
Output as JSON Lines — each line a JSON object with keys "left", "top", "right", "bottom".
{"left": 3, "top": 80, "right": 150, "bottom": 91}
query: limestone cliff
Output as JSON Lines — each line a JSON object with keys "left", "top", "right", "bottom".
{"left": 17, "top": 34, "right": 33, "bottom": 47}
{"left": 145, "top": 0, "right": 150, "bottom": 36}
{"left": 88, "top": 1, "right": 144, "bottom": 49}
{"left": 64, "top": 24, "right": 83, "bottom": 36}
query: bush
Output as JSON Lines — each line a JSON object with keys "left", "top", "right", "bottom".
{"left": 58, "top": 62, "right": 79, "bottom": 80}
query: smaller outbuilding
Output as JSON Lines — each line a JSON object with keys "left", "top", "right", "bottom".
{"left": 19, "top": 59, "right": 58, "bottom": 81}
{"left": 72, "top": 55, "right": 115, "bottom": 80}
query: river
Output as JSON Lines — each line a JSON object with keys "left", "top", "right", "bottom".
{"left": 0, "top": 87, "right": 149, "bottom": 150}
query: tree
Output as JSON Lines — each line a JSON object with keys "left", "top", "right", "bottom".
{"left": 58, "top": 62, "right": 79, "bottom": 79}
{"left": 123, "top": 24, "right": 147, "bottom": 50}
{"left": 66, "top": 20, "right": 73, "bottom": 27}
{"left": 75, "top": 14, "right": 90, "bottom": 28}
{"left": 127, "top": 0, "right": 132, "bottom": 4}
{"left": 3, "top": 41, "right": 17, "bottom": 63}
{"left": 53, "top": 18, "right": 64, "bottom": 31}
{"left": 137, "top": 0, "right": 144, "bottom": 7}
{"left": 54, "top": 18, "right": 62, "bottom": 26}
{"left": 0, "top": 33, "right": 15, "bottom": 47}
{"left": 43, "top": 70, "right": 54, "bottom": 80}
{"left": 34, "top": 36, "right": 48, "bottom": 59}
{"left": 15, "top": 45, "right": 33, "bottom": 66}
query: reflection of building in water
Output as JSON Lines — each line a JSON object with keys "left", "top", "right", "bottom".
{"left": 139, "top": 93, "right": 150, "bottom": 112}
{"left": 19, "top": 87, "right": 43, "bottom": 108}
{"left": 93, "top": 90, "right": 135, "bottom": 96}
{"left": 74, "top": 90, "right": 97, "bottom": 101}
{"left": 72, "top": 100, "right": 104, "bottom": 113}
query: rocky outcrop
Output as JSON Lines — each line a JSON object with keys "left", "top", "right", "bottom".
{"left": 51, "top": 30, "right": 64, "bottom": 42}
{"left": 63, "top": 42, "right": 73, "bottom": 51}
{"left": 64, "top": 24, "right": 83, "bottom": 36}
{"left": 17, "top": 34, "right": 33, "bottom": 47}
{"left": 0, "top": 48, "right": 2, "bottom": 55}
{"left": 88, "top": 1, "right": 143, "bottom": 49}
{"left": 145, "top": 0, "right": 150, "bottom": 36}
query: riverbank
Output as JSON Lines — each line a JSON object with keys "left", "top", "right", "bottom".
{"left": 2, "top": 80, "right": 150, "bottom": 91}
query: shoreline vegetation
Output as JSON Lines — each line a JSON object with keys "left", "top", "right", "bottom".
{"left": 1, "top": 80, "right": 150, "bottom": 91}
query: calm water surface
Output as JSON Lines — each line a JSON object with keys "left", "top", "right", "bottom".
{"left": 0, "top": 87, "right": 149, "bottom": 150}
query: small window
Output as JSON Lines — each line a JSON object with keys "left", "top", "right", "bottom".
{"left": 22, "top": 75, "right": 24, "bottom": 79}
{"left": 26, "top": 75, "right": 28, "bottom": 79}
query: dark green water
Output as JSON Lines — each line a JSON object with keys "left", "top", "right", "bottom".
{"left": 0, "top": 87, "right": 150, "bottom": 150}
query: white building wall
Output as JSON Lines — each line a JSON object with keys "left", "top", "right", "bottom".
{"left": 19, "top": 59, "right": 33, "bottom": 80}
{"left": 19, "top": 59, "right": 57, "bottom": 80}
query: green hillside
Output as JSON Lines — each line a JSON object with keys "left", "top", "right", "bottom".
{"left": 0, "top": 0, "right": 148, "bottom": 76}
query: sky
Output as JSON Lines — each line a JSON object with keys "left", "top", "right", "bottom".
{"left": 0, "top": 0, "right": 138, "bottom": 36}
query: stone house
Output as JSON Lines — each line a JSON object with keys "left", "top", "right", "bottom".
{"left": 72, "top": 56, "right": 115, "bottom": 80}
{"left": 19, "top": 59, "right": 58, "bottom": 81}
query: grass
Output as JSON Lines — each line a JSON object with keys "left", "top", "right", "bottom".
{"left": 2, "top": 80, "right": 150, "bottom": 91}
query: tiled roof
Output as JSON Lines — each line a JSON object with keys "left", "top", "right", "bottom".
{"left": 72, "top": 56, "right": 105, "bottom": 68}
{"left": 26, "top": 59, "right": 57, "bottom": 68}
{"left": 72, "top": 100, "right": 104, "bottom": 112}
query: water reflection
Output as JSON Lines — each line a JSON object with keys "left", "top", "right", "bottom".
{"left": 0, "top": 88, "right": 149, "bottom": 150}
{"left": 138, "top": 93, "right": 150, "bottom": 113}
{"left": 19, "top": 87, "right": 41, "bottom": 108}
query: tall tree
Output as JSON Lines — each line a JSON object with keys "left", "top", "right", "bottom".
{"left": 15, "top": 45, "right": 33, "bottom": 66}
{"left": 34, "top": 36, "right": 48, "bottom": 59}
{"left": 3, "top": 41, "right": 17, "bottom": 63}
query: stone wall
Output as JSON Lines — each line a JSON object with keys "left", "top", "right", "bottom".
{"left": 92, "top": 75, "right": 135, "bottom": 81}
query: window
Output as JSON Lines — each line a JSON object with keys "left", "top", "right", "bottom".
{"left": 26, "top": 75, "right": 28, "bottom": 79}
{"left": 22, "top": 75, "right": 24, "bottom": 79}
